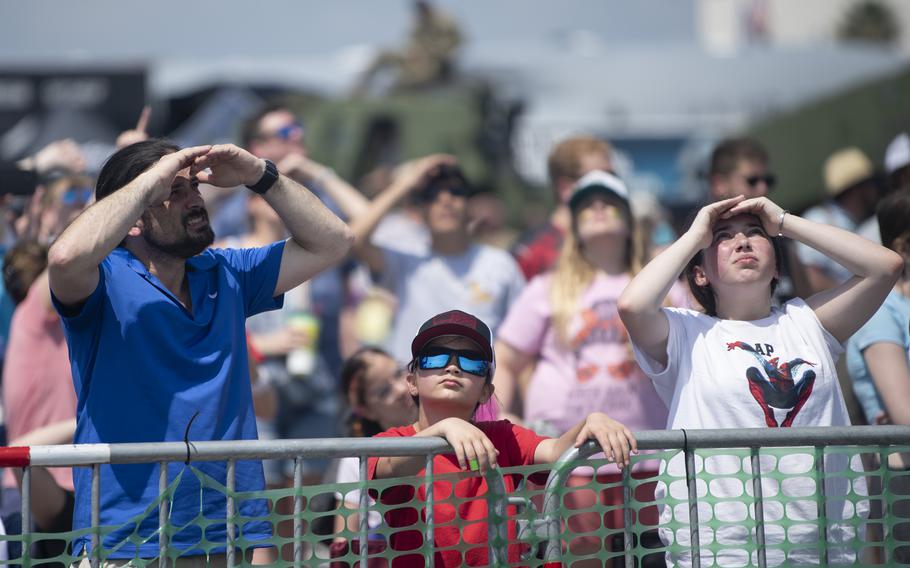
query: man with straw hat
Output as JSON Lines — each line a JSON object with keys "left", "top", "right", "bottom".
{"left": 797, "top": 146, "right": 879, "bottom": 292}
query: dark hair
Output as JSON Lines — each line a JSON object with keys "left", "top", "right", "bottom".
{"left": 683, "top": 214, "right": 784, "bottom": 317}
{"left": 406, "top": 358, "right": 421, "bottom": 407}
{"left": 239, "top": 102, "right": 298, "bottom": 148}
{"left": 888, "top": 166, "right": 910, "bottom": 194}
{"left": 877, "top": 190, "right": 910, "bottom": 250}
{"left": 709, "top": 137, "right": 769, "bottom": 177}
{"left": 95, "top": 138, "right": 180, "bottom": 202}
{"left": 421, "top": 164, "right": 473, "bottom": 198}
{"left": 340, "top": 347, "right": 392, "bottom": 438}
{"left": 2, "top": 240, "right": 48, "bottom": 305}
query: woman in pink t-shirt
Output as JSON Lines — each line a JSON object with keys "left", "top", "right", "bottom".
{"left": 494, "top": 170, "right": 671, "bottom": 561}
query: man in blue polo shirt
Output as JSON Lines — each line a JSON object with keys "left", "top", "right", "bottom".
{"left": 47, "top": 139, "right": 353, "bottom": 564}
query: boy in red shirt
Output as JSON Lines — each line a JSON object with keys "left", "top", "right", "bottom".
{"left": 368, "top": 310, "right": 636, "bottom": 567}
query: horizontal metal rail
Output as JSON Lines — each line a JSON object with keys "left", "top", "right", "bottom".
{"left": 3, "top": 426, "right": 909, "bottom": 467}
{"left": 3, "top": 425, "right": 908, "bottom": 468}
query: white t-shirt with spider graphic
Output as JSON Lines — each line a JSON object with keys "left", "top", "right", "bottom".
{"left": 632, "top": 298, "right": 868, "bottom": 567}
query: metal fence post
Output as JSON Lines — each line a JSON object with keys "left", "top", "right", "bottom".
{"left": 424, "top": 454, "right": 435, "bottom": 568}
{"left": 541, "top": 446, "right": 582, "bottom": 564}
{"left": 293, "top": 456, "right": 303, "bottom": 568}
{"left": 484, "top": 468, "right": 509, "bottom": 567}
{"left": 622, "top": 466, "right": 634, "bottom": 568}
{"left": 21, "top": 467, "right": 31, "bottom": 568}
{"left": 881, "top": 446, "right": 894, "bottom": 564}
{"left": 684, "top": 448, "right": 701, "bottom": 568}
{"left": 226, "top": 459, "right": 235, "bottom": 568}
{"left": 750, "top": 447, "right": 766, "bottom": 568}
{"left": 159, "top": 462, "right": 169, "bottom": 567}
{"left": 814, "top": 446, "right": 829, "bottom": 566}
{"left": 358, "top": 456, "right": 369, "bottom": 568}
{"left": 92, "top": 463, "right": 101, "bottom": 568}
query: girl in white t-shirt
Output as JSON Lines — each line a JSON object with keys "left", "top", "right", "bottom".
{"left": 618, "top": 195, "right": 902, "bottom": 567}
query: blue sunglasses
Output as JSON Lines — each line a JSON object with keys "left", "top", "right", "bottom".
{"left": 273, "top": 121, "right": 303, "bottom": 141}
{"left": 61, "top": 187, "right": 93, "bottom": 206}
{"left": 417, "top": 348, "right": 490, "bottom": 377}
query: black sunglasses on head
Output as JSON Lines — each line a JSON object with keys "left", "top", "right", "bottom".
{"left": 745, "top": 174, "right": 777, "bottom": 189}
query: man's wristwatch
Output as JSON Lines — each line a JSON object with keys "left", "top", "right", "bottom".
{"left": 246, "top": 159, "right": 279, "bottom": 194}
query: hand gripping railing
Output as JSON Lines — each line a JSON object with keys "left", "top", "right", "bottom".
{"left": 538, "top": 425, "right": 910, "bottom": 568}
{"left": 1, "top": 436, "right": 515, "bottom": 568}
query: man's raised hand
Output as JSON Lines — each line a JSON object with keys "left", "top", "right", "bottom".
{"left": 191, "top": 144, "right": 266, "bottom": 189}
{"left": 144, "top": 145, "right": 212, "bottom": 206}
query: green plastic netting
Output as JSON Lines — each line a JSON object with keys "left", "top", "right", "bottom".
{"left": 6, "top": 444, "right": 910, "bottom": 567}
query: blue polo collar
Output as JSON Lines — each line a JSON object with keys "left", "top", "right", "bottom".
{"left": 113, "top": 247, "right": 220, "bottom": 275}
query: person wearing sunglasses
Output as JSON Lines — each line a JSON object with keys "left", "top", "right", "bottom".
{"left": 708, "top": 137, "right": 813, "bottom": 304}
{"left": 367, "top": 310, "right": 636, "bottom": 568}
{"left": 708, "top": 137, "right": 777, "bottom": 201}
{"left": 243, "top": 103, "right": 372, "bottom": 220}
{"left": 18, "top": 173, "right": 94, "bottom": 246}
{"left": 350, "top": 156, "right": 525, "bottom": 367}
{"left": 240, "top": 104, "right": 376, "bottom": 519}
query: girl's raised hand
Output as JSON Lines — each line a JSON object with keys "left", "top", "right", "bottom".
{"left": 721, "top": 196, "right": 786, "bottom": 235}
{"left": 435, "top": 417, "right": 500, "bottom": 472}
{"left": 688, "top": 196, "right": 745, "bottom": 249}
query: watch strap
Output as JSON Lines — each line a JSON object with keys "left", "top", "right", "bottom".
{"left": 246, "top": 159, "right": 279, "bottom": 194}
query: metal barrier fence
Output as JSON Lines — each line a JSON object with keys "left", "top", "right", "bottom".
{"left": 1, "top": 425, "right": 909, "bottom": 567}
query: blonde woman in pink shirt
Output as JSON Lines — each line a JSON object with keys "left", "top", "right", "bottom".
{"left": 494, "top": 170, "right": 679, "bottom": 563}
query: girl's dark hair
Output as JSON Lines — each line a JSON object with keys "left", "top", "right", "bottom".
{"left": 683, "top": 213, "right": 784, "bottom": 317}
{"left": 2, "top": 240, "right": 48, "bottom": 305}
{"left": 340, "top": 347, "right": 391, "bottom": 438}
{"left": 877, "top": 190, "right": 910, "bottom": 251}
{"left": 406, "top": 358, "right": 421, "bottom": 408}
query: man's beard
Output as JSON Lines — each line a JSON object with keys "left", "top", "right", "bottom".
{"left": 142, "top": 211, "right": 214, "bottom": 259}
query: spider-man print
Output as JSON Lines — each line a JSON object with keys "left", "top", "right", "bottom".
{"left": 726, "top": 341, "right": 816, "bottom": 427}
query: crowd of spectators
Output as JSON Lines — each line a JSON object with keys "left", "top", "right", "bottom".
{"left": 0, "top": 88, "right": 909, "bottom": 565}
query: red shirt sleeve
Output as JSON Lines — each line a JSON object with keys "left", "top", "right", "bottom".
{"left": 510, "top": 421, "right": 549, "bottom": 465}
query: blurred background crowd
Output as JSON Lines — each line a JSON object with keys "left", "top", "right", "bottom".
{"left": 1, "top": 0, "right": 910, "bottom": 563}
